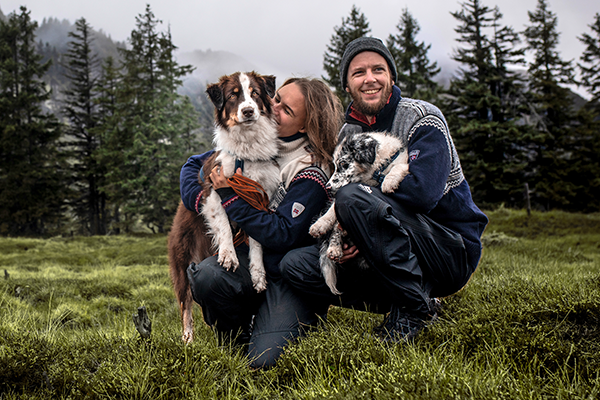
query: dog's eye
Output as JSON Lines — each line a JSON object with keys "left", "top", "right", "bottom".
{"left": 228, "top": 93, "right": 237, "bottom": 101}
{"left": 251, "top": 91, "right": 259, "bottom": 98}
{"left": 339, "top": 161, "right": 349, "bottom": 171}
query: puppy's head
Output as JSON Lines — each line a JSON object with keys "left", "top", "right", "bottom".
{"left": 206, "top": 72, "right": 276, "bottom": 129}
{"left": 327, "top": 133, "right": 378, "bottom": 193}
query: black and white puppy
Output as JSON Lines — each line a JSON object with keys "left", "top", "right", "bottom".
{"left": 309, "top": 132, "right": 409, "bottom": 295}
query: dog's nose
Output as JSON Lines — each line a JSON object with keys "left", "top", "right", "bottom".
{"left": 242, "top": 107, "right": 254, "bottom": 118}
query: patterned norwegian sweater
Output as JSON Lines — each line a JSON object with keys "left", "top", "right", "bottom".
{"left": 179, "top": 132, "right": 330, "bottom": 277}
{"left": 342, "top": 85, "right": 488, "bottom": 270}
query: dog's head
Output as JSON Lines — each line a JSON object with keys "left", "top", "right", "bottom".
{"left": 327, "top": 133, "right": 379, "bottom": 193}
{"left": 206, "top": 72, "right": 276, "bottom": 129}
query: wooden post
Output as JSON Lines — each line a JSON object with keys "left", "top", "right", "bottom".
{"left": 524, "top": 183, "right": 531, "bottom": 217}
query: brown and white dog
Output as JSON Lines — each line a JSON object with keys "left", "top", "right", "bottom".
{"left": 167, "top": 72, "right": 280, "bottom": 342}
{"left": 309, "top": 132, "right": 409, "bottom": 295}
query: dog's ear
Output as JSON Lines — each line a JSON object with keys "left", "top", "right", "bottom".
{"left": 353, "top": 136, "right": 377, "bottom": 165}
{"left": 206, "top": 83, "right": 224, "bottom": 110}
{"left": 262, "top": 75, "right": 276, "bottom": 98}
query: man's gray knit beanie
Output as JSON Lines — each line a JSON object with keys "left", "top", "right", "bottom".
{"left": 340, "top": 36, "right": 397, "bottom": 90}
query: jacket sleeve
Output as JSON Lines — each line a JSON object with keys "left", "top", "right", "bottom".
{"left": 221, "top": 169, "right": 329, "bottom": 252}
{"left": 391, "top": 123, "right": 451, "bottom": 213}
{"left": 180, "top": 150, "right": 215, "bottom": 213}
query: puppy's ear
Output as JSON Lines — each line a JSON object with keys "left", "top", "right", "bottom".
{"left": 206, "top": 83, "right": 224, "bottom": 110}
{"left": 262, "top": 75, "right": 276, "bottom": 98}
{"left": 353, "top": 136, "right": 377, "bottom": 165}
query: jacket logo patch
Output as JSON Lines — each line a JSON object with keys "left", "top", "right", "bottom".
{"left": 291, "top": 202, "right": 305, "bottom": 218}
{"left": 409, "top": 150, "right": 420, "bottom": 162}
{"left": 358, "top": 184, "right": 372, "bottom": 194}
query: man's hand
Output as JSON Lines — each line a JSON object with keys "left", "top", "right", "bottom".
{"left": 337, "top": 243, "right": 359, "bottom": 263}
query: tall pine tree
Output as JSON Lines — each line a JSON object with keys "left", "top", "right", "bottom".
{"left": 579, "top": 13, "right": 600, "bottom": 106}
{"left": 447, "top": 0, "right": 530, "bottom": 208}
{"left": 0, "top": 7, "right": 67, "bottom": 235}
{"left": 572, "top": 12, "right": 600, "bottom": 212}
{"left": 111, "top": 5, "right": 200, "bottom": 233}
{"left": 62, "top": 17, "right": 106, "bottom": 235}
{"left": 523, "top": 0, "right": 577, "bottom": 210}
{"left": 323, "top": 5, "right": 370, "bottom": 108}
{"left": 386, "top": 8, "right": 440, "bottom": 101}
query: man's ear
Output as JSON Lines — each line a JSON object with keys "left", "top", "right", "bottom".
{"left": 345, "top": 87, "right": 350, "bottom": 93}
{"left": 206, "top": 83, "right": 224, "bottom": 110}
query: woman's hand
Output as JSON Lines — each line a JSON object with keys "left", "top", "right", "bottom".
{"left": 209, "top": 166, "right": 242, "bottom": 189}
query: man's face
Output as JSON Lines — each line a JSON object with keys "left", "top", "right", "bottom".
{"left": 345, "top": 51, "right": 393, "bottom": 117}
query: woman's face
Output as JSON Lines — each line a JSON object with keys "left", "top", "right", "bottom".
{"left": 273, "top": 82, "right": 307, "bottom": 138}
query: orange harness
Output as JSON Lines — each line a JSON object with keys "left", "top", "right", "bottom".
{"left": 226, "top": 173, "right": 270, "bottom": 247}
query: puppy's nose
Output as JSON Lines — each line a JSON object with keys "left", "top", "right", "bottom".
{"left": 325, "top": 183, "right": 332, "bottom": 190}
{"left": 242, "top": 107, "right": 254, "bottom": 118}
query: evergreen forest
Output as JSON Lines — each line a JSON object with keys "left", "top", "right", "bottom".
{"left": 1, "top": 0, "right": 600, "bottom": 237}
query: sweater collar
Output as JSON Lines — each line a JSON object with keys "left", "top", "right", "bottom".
{"left": 345, "top": 85, "right": 402, "bottom": 132}
{"left": 279, "top": 131, "right": 307, "bottom": 143}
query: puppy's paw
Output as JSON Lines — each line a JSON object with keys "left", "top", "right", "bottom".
{"left": 381, "top": 177, "right": 400, "bottom": 193}
{"left": 309, "top": 219, "right": 329, "bottom": 237}
{"left": 218, "top": 248, "right": 239, "bottom": 271}
{"left": 327, "top": 243, "right": 344, "bottom": 261}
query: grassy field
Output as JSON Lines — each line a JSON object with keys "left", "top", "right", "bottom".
{"left": 1, "top": 208, "right": 599, "bottom": 399}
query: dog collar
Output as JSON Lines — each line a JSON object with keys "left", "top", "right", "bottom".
{"left": 372, "top": 149, "right": 401, "bottom": 185}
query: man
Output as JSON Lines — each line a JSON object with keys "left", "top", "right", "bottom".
{"left": 280, "top": 37, "right": 489, "bottom": 342}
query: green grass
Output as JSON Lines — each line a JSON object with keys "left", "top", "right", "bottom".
{"left": 1, "top": 209, "right": 599, "bottom": 399}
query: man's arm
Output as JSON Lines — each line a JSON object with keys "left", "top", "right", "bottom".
{"left": 392, "top": 120, "right": 452, "bottom": 212}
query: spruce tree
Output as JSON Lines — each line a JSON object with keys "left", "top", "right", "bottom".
{"left": 323, "top": 5, "right": 370, "bottom": 108}
{"left": 62, "top": 17, "right": 106, "bottom": 235}
{"left": 579, "top": 13, "right": 600, "bottom": 106}
{"left": 386, "top": 8, "right": 440, "bottom": 101}
{"left": 572, "top": 12, "right": 600, "bottom": 212}
{"left": 114, "top": 5, "right": 200, "bottom": 233}
{"left": 447, "top": 0, "right": 529, "bottom": 208}
{"left": 523, "top": 0, "right": 577, "bottom": 210}
{"left": 93, "top": 56, "right": 128, "bottom": 233}
{"left": 0, "top": 7, "right": 67, "bottom": 235}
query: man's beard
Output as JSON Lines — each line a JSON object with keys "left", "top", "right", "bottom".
{"left": 348, "top": 83, "right": 393, "bottom": 117}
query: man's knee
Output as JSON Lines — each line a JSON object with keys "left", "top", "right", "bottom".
{"left": 333, "top": 183, "right": 364, "bottom": 218}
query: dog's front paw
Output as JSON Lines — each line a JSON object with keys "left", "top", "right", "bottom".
{"left": 249, "top": 263, "right": 267, "bottom": 293}
{"left": 218, "top": 248, "right": 239, "bottom": 271}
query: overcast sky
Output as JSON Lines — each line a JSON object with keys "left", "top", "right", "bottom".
{"left": 2, "top": 0, "right": 598, "bottom": 97}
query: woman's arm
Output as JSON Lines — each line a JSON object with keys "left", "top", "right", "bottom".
{"left": 216, "top": 167, "right": 329, "bottom": 252}
{"left": 179, "top": 150, "right": 215, "bottom": 213}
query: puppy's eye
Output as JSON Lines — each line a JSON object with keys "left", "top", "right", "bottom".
{"left": 339, "top": 161, "right": 349, "bottom": 171}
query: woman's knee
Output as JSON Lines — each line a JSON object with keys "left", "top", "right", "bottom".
{"left": 187, "top": 256, "right": 250, "bottom": 303}
{"left": 279, "top": 246, "right": 319, "bottom": 290}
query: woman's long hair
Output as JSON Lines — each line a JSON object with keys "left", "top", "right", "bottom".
{"left": 280, "top": 78, "right": 343, "bottom": 170}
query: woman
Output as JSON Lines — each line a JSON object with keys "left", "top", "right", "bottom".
{"left": 181, "top": 77, "right": 342, "bottom": 368}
